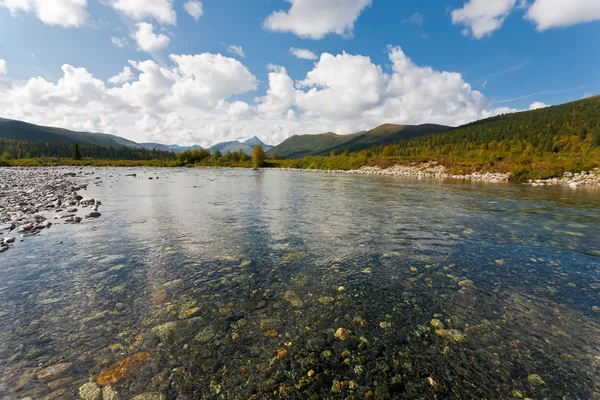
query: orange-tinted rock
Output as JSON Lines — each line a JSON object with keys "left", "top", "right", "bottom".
{"left": 97, "top": 352, "right": 151, "bottom": 386}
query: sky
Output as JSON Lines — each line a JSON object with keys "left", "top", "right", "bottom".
{"left": 0, "top": 0, "right": 599, "bottom": 147}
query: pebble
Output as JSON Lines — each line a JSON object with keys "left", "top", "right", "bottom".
{"left": 79, "top": 382, "right": 102, "bottom": 400}
{"left": 36, "top": 363, "right": 72, "bottom": 380}
{"left": 130, "top": 393, "right": 164, "bottom": 400}
{"left": 334, "top": 327, "right": 351, "bottom": 341}
{"left": 527, "top": 374, "right": 546, "bottom": 386}
{"left": 0, "top": 167, "right": 101, "bottom": 253}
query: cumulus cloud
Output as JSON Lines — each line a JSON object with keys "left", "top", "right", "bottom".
{"left": 529, "top": 101, "right": 549, "bottom": 110}
{"left": 290, "top": 47, "right": 318, "bottom": 60}
{"left": 0, "top": 0, "right": 89, "bottom": 28}
{"left": 526, "top": 0, "right": 600, "bottom": 30}
{"left": 227, "top": 45, "right": 245, "bottom": 58}
{"left": 184, "top": 0, "right": 203, "bottom": 20}
{"left": 108, "top": 0, "right": 176, "bottom": 25}
{"left": 108, "top": 66, "right": 136, "bottom": 85}
{"left": 0, "top": 47, "right": 536, "bottom": 147}
{"left": 451, "top": 0, "right": 516, "bottom": 38}
{"left": 132, "top": 22, "right": 170, "bottom": 52}
{"left": 257, "top": 65, "right": 297, "bottom": 114}
{"left": 0, "top": 59, "right": 6, "bottom": 75}
{"left": 260, "top": 46, "right": 517, "bottom": 128}
{"left": 111, "top": 36, "right": 128, "bottom": 48}
{"left": 263, "top": 0, "right": 372, "bottom": 39}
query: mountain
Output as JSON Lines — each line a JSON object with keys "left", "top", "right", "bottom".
{"left": 377, "top": 95, "right": 600, "bottom": 174}
{"left": 140, "top": 143, "right": 203, "bottom": 153}
{"left": 268, "top": 123, "right": 451, "bottom": 159}
{"left": 209, "top": 137, "right": 273, "bottom": 156}
{"left": 0, "top": 118, "right": 143, "bottom": 149}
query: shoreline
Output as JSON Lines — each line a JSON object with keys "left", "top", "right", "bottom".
{"left": 0, "top": 167, "right": 102, "bottom": 254}
{"left": 271, "top": 163, "right": 600, "bottom": 187}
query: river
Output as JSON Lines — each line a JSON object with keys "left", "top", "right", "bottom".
{"left": 1, "top": 168, "right": 599, "bottom": 399}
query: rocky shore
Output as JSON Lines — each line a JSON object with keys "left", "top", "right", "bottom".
{"left": 274, "top": 162, "right": 600, "bottom": 186}
{"left": 0, "top": 167, "right": 102, "bottom": 253}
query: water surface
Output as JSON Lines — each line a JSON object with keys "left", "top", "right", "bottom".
{"left": 1, "top": 168, "right": 599, "bottom": 399}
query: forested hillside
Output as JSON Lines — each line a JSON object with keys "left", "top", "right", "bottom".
{"left": 0, "top": 138, "right": 176, "bottom": 161}
{"left": 0, "top": 118, "right": 142, "bottom": 148}
{"left": 269, "top": 124, "right": 450, "bottom": 158}
{"left": 380, "top": 96, "right": 600, "bottom": 160}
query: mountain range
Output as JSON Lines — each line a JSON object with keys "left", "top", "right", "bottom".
{"left": 0, "top": 117, "right": 274, "bottom": 156}
{"left": 268, "top": 123, "right": 450, "bottom": 158}
{"left": 209, "top": 136, "right": 273, "bottom": 156}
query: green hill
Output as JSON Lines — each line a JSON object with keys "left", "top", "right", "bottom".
{"left": 0, "top": 118, "right": 142, "bottom": 148}
{"left": 375, "top": 96, "right": 600, "bottom": 176}
{"left": 268, "top": 124, "right": 450, "bottom": 158}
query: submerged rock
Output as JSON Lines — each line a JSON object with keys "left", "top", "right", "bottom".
{"left": 284, "top": 290, "right": 304, "bottom": 308}
{"left": 334, "top": 327, "right": 351, "bottom": 341}
{"left": 130, "top": 393, "right": 164, "bottom": 400}
{"left": 96, "top": 352, "right": 151, "bottom": 386}
{"left": 79, "top": 382, "right": 101, "bottom": 400}
{"left": 36, "top": 363, "right": 72, "bottom": 380}
{"left": 527, "top": 374, "right": 546, "bottom": 386}
{"left": 102, "top": 385, "right": 119, "bottom": 400}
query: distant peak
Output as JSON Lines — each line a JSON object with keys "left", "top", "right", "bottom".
{"left": 244, "top": 136, "right": 266, "bottom": 146}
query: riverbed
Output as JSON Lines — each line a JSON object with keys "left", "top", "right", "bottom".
{"left": 1, "top": 168, "right": 599, "bottom": 399}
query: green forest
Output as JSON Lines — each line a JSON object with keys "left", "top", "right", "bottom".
{"left": 0, "top": 138, "right": 176, "bottom": 163}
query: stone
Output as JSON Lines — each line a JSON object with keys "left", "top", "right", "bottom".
{"left": 527, "top": 374, "right": 546, "bottom": 386}
{"left": 182, "top": 307, "right": 201, "bottom": 319}
{"left": 36, "top": 363, "right": 73, "bottom": 380}
{"left": 79, "top": 382, "right": 102, "bottom": 400}
{"left": 96, "top": 352, "right": 151, "bottom": 386}
{"left": 334, "top": 327, "right": 351, "bottom": 341}
{"left": 85, "top": 212, "right": 101, "bottom": 219}
{"left": 39, "top": 389, "right": 67, "bottom": 400}
{"left": 130, "top": 393, "right": 164, "bottom": 400}
{"left": 102, "top": 385, "right": 119, "bottom": 400}
{"left": 317, "top": 296, "right": 334, "bottom": 305}
{"left": 283, "top": 290, "right": 303, "bottom": 308}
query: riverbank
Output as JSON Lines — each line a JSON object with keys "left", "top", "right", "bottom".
{"left": 0, "top": 167, "right": 102, "bottom": 253}
{"left": 273, "top": 162, "right": 600, "bottom": 186}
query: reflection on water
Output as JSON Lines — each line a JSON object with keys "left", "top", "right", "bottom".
{"left": 1, "top": 168, "right": 599, "bottom": 399}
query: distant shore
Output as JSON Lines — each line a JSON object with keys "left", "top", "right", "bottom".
{"left": 273, "top": 163, "right": 600, "bottom": 187}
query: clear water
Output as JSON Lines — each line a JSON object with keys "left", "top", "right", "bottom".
{"left": 1, "top": 168, "right": 599, "bottom": 399}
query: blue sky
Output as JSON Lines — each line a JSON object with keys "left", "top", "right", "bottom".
{"left": 0, "top": 0, "right": 599, "bottom": 146}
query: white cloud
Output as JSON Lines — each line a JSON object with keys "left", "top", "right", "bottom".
{"left": 227, "top": 45, "right": 245, "bottom": 58}
{"left": 526, "top": 0, "right": 600, "bottom": 30}
{"left": 263, "top": 0, "right": 372, "bottom": 39}
{"left": 257, "top": 65, "right": 297, "bottom": 114}
{"left": 108, "top": 66, "right": 136, "bottom": 85}
{"left": 0, "top": 47, "right": 533, "bottom": 148}
{"left": 290, "top": 47, "right": 318, "bottom": 60}
{"left": 132, "top": 22, "right": 170, "bottom": 52}
{"left": 296, "top": 52, "right": 386, "bottom": 119}
{"left": 529, "top": 101, "right": 549, "bottom": 110}
{"left": 0, "top": 0, "right": 89, "bottom": 28}
{"left": 108, "top": 0, "right": 176, "bottom": 25}
{"left": 167, "top": 53, "right": 258, "bottom": 107}
{"left": 402, "top": 13, "right": 423, "bottom": 26}
{"left": 260, "top": 46, "right": 516, "bottom": 128}
{"left": 451, "top": 0, "right": 516, "bottom": 38}
{"left": 184, "top": 0, "right": 203, "bottom": 20}
{"left": 111, "top": 36, "right": 128, "bottom": 48}
{"left": 0, "top": 59, "right": 6, "bottom": 75}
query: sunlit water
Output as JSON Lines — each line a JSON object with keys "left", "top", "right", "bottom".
{"left": 1, "top": 168, "right": 599, "bottom": 399}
